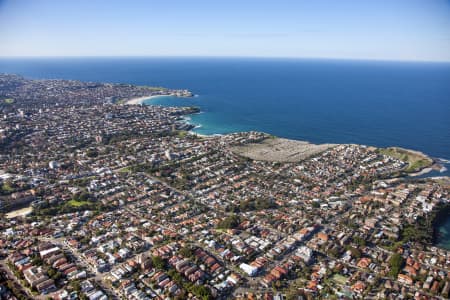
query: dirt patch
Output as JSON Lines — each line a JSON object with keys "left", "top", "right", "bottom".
{"left": 231, "top": 138, "right": 336, "bottom": 162}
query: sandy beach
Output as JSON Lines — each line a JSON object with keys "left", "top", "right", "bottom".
{"left": 124, "top": 94, "right": 172, "bottom": 105}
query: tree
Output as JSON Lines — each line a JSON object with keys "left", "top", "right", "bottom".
{"left": 179, "top": 246, "right": 193, "bottom": 258}
{"left": 329, "top": 247, "right": 341, "bottom": 258}
{"left": 348, "top": 247, "right": 361, "bottom": 259}
{"left": 86, "top": 148, "right": 99, "bottom": 158}
{"left": 217, "top": 214, "right": 241, "bottom": 229}
{"left": 190, "top": 285, "right": 212, "bottom": 300}
{"left": 152, "top": 256, "right": 165, "bottom": 270}
{"left": 353, "top": 236, "right": 366, "bottom": 247}
{"left": 32, "top": 256, "right": 43, "bottom": 266}
{"left": 47, "top": 268, "right": 57, "bottom": 278}
{"left": 388, "top": 253, "right": 404, "bottom": 278}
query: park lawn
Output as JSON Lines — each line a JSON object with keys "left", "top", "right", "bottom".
{"left": 1, "top": 182, "right": 15, "bottom": 193}
{"left": 177, "top": 130, "right": 189, "bottom": 138}
{"left": 118, "top": 166, "right": 132, "bottom": 173}
{"left": 378, "top": 147, "right": 433, "bottom": 173}
{"left": 332, "top": 274, "right": 349, "bottom": 285}
{"left": 68, "top": 199, "right": 90, "bottom": 207}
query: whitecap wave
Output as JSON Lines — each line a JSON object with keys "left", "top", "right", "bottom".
{"left": 437, "top": 158, "right": 450, "bottom": 164}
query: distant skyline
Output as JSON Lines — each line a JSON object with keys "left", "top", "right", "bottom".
{"left": 1, "top": 0, "right": 450, "bottom": 62}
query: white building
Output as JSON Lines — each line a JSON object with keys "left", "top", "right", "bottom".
{"left": 239, "top": 263, "right": 258, "bottom": 277}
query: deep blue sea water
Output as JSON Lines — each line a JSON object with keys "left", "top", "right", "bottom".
{"left": 437, "top": 218, "right": 450, "bottom": 250}
{"left": 1, "top": 57, "right": 450, "bottom": 246}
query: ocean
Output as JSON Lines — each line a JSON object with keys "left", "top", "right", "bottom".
{"left": 1, "top": 57, "right": 449, "bottom": 245}
{"left": 437, "top": 218, "right": 450, "bottom": 250}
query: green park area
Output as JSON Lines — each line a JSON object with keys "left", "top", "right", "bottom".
{"left": 378, "top": 147, "right": 433, "bottom": 172}
{"left": 67, "top": 199, "right": 91, "bottom": 207}
{"left": 3, "top": 98, "right": 15, "bottom": 104}
{"left": 332, "top": 274, "right": 349, "bottom": 285}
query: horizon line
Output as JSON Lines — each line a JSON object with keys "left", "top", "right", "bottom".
{"left": 1, "top": 55, "right": 450, "bottom": 64}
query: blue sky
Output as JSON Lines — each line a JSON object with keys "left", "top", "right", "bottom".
{"left": 0, "top": 0, "right": 449, "bottom": 61}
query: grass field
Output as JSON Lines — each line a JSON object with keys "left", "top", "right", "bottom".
{"left": 68, "top": 199, "right": 90, "bottom": 207}
{"left": 332, "top": 274, "right": 349, "bottom": 285}
{"left": 1, "top": 182, "right": 15, "bottom": 193}
{"left": 118, "top": 166, "right": 132, "bottom": 173}
{"left": 3, "top": 98, "right": 14, "bottom": 104}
